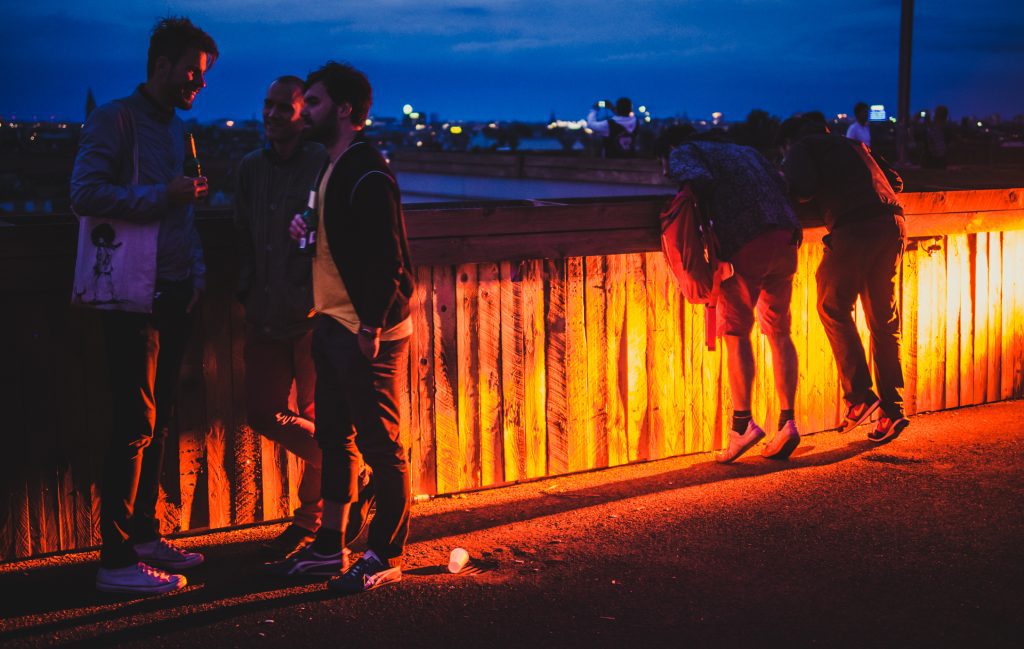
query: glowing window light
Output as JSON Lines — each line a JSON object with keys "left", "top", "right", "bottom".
{"left": 450, "top": 126, "right": 463, "bottom": 135}
{"left": 409, "top": 112, "right": 420, "bottom": 120}
{"left": 415, "top": 124, "right": 426, "bottom": 130}
{"left": 226, "top": 120, "right": 235, "bottom": 127}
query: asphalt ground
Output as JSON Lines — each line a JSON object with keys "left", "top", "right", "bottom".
{"left": 2, "top": 400, "right": 1022, "bottom": 648}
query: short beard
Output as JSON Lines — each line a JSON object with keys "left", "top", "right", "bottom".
{"left": 306, "top": 116, "right": 339, "bottom": 146}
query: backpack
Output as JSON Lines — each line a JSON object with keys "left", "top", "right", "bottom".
{"left": 659, "top": 183, "right": 733, "bottom": 350}
{"left": 605, "top": 118, "right": 638, "bottom": 158}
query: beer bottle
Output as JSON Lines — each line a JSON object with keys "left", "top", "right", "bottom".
{"left": 185, "top": 132, "right": 202, "bottom": 177}
{"left": 297, "top": 189, "right": 318, "bottom": 255}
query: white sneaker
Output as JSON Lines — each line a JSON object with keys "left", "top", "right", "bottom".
{"left": 762, "top": 420, "right": 800, "bottom": 460}
{"left": 134, "top": 538, "right": 204, "bottom": 570}
{"left": 716, "top": 421, "right": 765, "bottom": 464}
{"left": 96, "top": 562, "right": 186, "bottom": 594}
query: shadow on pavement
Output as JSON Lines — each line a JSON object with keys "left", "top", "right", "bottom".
{"left": 0, "top": 437, "right": 876, "bottom": 644}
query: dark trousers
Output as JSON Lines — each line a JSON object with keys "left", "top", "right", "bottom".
{"left": 99, "top": 278, "right": 194, "bottom": 568}
{"left": 244, "top": 329, "right": 321, "bottom": 531}
{"left": 312, "top": 316, "right": 410, "bottom": 566}
{"left": 816, "top": 215, "right": 906, "bottom": 418}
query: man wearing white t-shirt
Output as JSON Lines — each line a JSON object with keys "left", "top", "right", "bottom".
{"left": 846, "top": 102, "right": 872, "bottom": 148}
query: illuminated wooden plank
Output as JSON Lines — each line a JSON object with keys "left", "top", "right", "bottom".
{"left": 206, "top": 424, "right": 230, "bottom": 529}
{"left": 988, "top": 233, "right": 1002, "bottom": 403}
{"left": 476, "top": 262, "right": 504, "bottom": 486}
{"left": 565, "top": 257, "right": 591, "bottom": 471}
{"left": 946, "top": 234, "right": 967, "bottom": 407}
{"left": 1001, "top": 232, "right": 1022, "bottom": 399}
{"left": 544, "top": 258, "right": 570, "bottom": 475}
{"left": 792, "top": 244, "right": 811, "bottom": 431}
{"left": 605, "top": 255, "right": 628, "bottom": 465}
{"left": 522, "top": 260, "right": 548, "bottom": 478}
{"left": 625, "top": 253, "right": 649, "bottom": 461}
{"left": 500, "top": 260, "right": 527, "bottom": 481}
{"left": 902, "top": 242, "right": 919, "bottom": 416}
{"left": 974, "top": 233, "right": 990, "bottom": 404}
{"left": 456, "top": 264, "right": 481, "bottom": 489}
{"left": 260, "top": 437, "right": 285, "bottom": 521}
{"left": 684, "top": 301, "right": 705, "bottom": 453}
{"left": 1010, "top": 231, "right": 1024, "bottom": 396}
{"left": 584, "top": 256, "right": 609, "bottom": 468}
{"left": 644, "top": 252, "right": 670, "bottom": 460}
{"left": 409, "top": 265, "right": 437, "bottom": 496}
{"left": 432, "top": 266, "right": 460, "bottom": 494}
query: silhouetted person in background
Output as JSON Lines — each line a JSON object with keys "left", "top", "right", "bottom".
{"left": 70, "top": 16, "right": 217, "bottom": 595}
{"left": 924, "top": 105, "right": 950, "bottom": 169}
{"left": 587, "top": 96, "right": 639, "bottom": 158}
{"left": 846, "top": 102, "right": 871, "bottom": 148}
{"left": 779, "top": 115, "right": 909, "bottom": 444}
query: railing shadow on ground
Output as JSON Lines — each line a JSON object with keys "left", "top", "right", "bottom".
{"left": 0, "top": 436, "right": 875, "bottom": 645}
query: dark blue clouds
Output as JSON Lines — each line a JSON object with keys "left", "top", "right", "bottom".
{"left": 3, "top": 0, "right": 1021, "bottom": 123}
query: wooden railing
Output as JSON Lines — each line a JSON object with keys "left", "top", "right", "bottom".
{"left": 1, "top": 188, "right": 1023, "bottom": 561}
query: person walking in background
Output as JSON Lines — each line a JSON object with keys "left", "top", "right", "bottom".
{"left": 70, "top": 16, "right": 217, "bottom": 594}
{"left": 586, "top": 96, "right": 640, "bottom": 158}
{"left": 269, "top": 62, "right": 415, "bottom": 596}
{"left": 661, "top": 128, "right": 802, "bottom": 464}
{"left": 846, "top": 102, "right": 872, "bottom": 148}
{"left": 779, "top": 115, "right": 909, "bottom": 444}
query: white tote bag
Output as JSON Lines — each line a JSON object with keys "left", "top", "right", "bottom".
{"left": 71, "top": 106, "right": 160, "bottom": 314}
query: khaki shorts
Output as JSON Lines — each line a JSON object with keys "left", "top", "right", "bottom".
{"left": 717, "top": 228, "right": 798, "bottom": 337}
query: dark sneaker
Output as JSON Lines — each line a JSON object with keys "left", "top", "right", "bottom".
{"left": 134, "top": 538, "right": 204, "bottom": 571}
{"left": 716, "top": 421, "right": 765, "bottom": 464}
{"left": 842, "top": 395, "right": 880, "bottom": 432}
{"left": 868, "top": 416, "right": 909, "bottom": 443}
{"left": 762, "top": 420, "right": 800, "bottom": 460}
{"left": 265, "top": 543, "right": 349, "bottom": 577}
{"left": 262, "top": 524, "right": 316, "bottom": 559}
{"left": 96, "top": 562, "right": 186, "bottom": 595}
{"left": 327, "top": 549, "right": 402, "bottom": 595}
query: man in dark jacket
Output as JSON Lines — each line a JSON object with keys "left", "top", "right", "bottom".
{"left": 71, "top": 16, "right": 216, "bottom": 595}
{"left": 665, "top": 131, "right": 802, "bottom": 464}
{"left": 780, "top": 116, "right": 909, "bottom": 443}
{"left": 271, "top": 62, "right": 415, "bottom": 596}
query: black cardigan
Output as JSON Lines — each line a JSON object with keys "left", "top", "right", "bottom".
{"left": 321, "top": 141, "right": 415, "bottom": 330}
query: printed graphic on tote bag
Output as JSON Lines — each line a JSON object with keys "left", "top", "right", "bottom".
{"left": 83, "top": 222, "right": 124, "bottom": 305}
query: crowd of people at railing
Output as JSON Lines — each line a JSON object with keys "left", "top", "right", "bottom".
{"left": 70, "top": 15, "right": 916, "bottom": 600}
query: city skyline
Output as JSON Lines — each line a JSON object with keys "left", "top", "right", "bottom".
{"left": 3, "top": 0, "right": 1023, "bottom": 123}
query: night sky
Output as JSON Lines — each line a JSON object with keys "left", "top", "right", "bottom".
{"left": 3, "top": 0, "right": 1022, "bottom": 124}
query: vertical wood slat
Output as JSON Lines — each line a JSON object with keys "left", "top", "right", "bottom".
{"left": 432, "top": 266, "right": 460, "bottom": 494}
{"left": 410, "top": 265, "right": 437, "bottom": 496}
{"left": 584, "top": 256, "right": 609, "bottom": 469}
{"left": 476, "top": 262, "right": 504, "bottom": 486}
{"left": 644, "top": 253, "right": 670, "bottom": 460}
{"left": 902, "top": 242, "right": 919, "bottom": 416}
{"left": 974, "top": 233, "right": 990, "bottom": 404}
{"left": 946, "top": 234, "right": 966, "bottom": 407}
{"left": 500, "top": 260, "right": 527, "bottom": 481}
{"left": 522, "top": 260, "right": 547, "bottom": 478}
{"left": 544, "top": 259, "right": 570, "bottom": 476}
{"left": 625, "top": 254, "right": 648, "bottom": 461}
{"left": 604, "top": 255, "right": 628, "bottom": 466}
{"left": 1001, "top": 231, "right": 1021, "bottom": 399}
{"left": 456, "top": 264, "right": 482, "bottom": 490}
{"left": 565, "top": 257, "right": 591, "bottom": 471}
{"left": 988, "top": 233, "right": 1002, "bottom": 402}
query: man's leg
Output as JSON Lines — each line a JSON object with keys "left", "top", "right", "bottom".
{"left": 861, "top": 218, "right": 909, "bottom": 443}
{"left": 246, "top": 331, "right": 322, "bottom": 536}
{"left": 132, "top": 279, "right": 193, "bottom": 544}
{"left": 816, "top": 237, "right": 877, "bottom": 413}
{"left": 99, "top": 309, "right": 158, "bottom": 569}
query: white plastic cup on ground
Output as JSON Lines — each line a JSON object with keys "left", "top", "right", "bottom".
{"left": 448, "top": 547, "right": 470, "bottom": 574}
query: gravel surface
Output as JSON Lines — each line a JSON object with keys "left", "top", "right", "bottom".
{"left": 2, "top": 401, "right": 1022, "bottom": 648}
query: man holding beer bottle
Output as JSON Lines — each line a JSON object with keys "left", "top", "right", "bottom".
{"left": 271, "top": 62, "right": 415, "bottom": 596}
{"left": 70, "top": 16, "right": 217, "bottom": 594}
